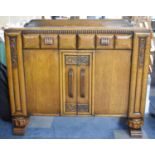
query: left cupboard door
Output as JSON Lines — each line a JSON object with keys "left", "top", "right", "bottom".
{"left": 23, "top": 50, "right": 60, "bottom": 115}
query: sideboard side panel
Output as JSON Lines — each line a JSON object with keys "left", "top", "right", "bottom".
{"left": 5, "top": 31, "right": 28, "bottom": 135}
{"left": 128, "top": 32, "right": 151, "bottom": 117}
{"left": 128, "top": 32, "right": 151, "bottom": 136}
{"left": 5, "top": 32, "right": 27, "bottom": 116}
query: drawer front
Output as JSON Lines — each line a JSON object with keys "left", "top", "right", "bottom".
{"left": 78, "top": 34, "right": 95, "bottom": 49}
{"left": 41, "top": 34, "right": 58, "bottom": 49}
{"left": 115, "top": 35, "right": 132, "bottom": 49}
{"left": 22, "top": 33, "right": 133, "bottom": 50}
{"left": 96, "top": 35, "right": 114, "bottom": 49}
{"left": 59, "top": 35, "right": 76, "bottom": 49}
{"left": 23, "top": 34, "right": 40, "bottom": 49}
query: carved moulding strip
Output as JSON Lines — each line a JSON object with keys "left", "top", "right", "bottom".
{"left": 21, "top": 29, "right": 134, "bottom": 35}
{"left": 138, "top": 37, "right": 146, "bottom": 68}
{"left": 9, "top": 36, "right": 18, "bottom": 68}
{"left": 65, "top": 56, "right": 89, "bottom": 65}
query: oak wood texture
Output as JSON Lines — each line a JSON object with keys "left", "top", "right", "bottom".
{"left": 24, "top": 50, "right": 60, "bottom": 115}
{"left": 78, "top": 34, "right": 95, "bottom": 49}
{"left": 23, "top": 34, "right": 40, "bottom": 49}
{"left": 59, "top": 35, "right": 76, "bottom": 49}
{"left": 94, "top": 50, "right": 131, "bottom": 115}
{"left": 115, "top": 35, "right": 132, "bottom": 49}
{"left": 4, "top": 19, "right": 152, "bottom": 136}
{"left": 60, "top": 51, "right": 94, "bottom": 115}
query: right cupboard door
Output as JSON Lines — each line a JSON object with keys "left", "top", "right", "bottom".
{"left": 94, "top": 50, "right": 131, "bottom": 116}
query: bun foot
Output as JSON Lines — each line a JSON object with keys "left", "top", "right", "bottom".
{"left": 12, "top": 116, "right": 29, "bottom": 135}
{"left": 128, "top": 118, "right": 144, "bottom": 138}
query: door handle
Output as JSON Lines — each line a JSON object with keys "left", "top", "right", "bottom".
{"left": 68, "top": 68, "right": 73, "bottom": 98}
{"left": 80, "top": 68, "right": 85, "bottom": 98}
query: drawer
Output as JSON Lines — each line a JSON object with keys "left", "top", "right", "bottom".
{"left": 41, "top": 34, "right": 58, "bottom": 49}
{"left": 23, "top": 34, "right": 40, "bottom": 49}
{"left": 96, "top": 35, "right": 114, "bottom": 49}
{"left": 115, "top": 35, "right": 132, "bottom": 49}
{"left": 59, "top": 35, "right": 76, "bottom": 49}
{"left": 78, "top": 34, "right": 95, "bottom": 49}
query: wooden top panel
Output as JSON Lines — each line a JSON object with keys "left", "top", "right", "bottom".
{"left": 24, "top": 19, "right": 133, "bottom": 27}
{"left": 5, "top": 19, "right": 152, "bottom": 33}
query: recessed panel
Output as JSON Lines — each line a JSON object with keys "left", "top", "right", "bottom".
{"left": 94, "top": 50, "right": 131, "bottom": 115}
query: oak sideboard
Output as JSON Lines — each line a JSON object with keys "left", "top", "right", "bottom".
{"left": 4, "top": 19, "right": 152, "bottom": 137}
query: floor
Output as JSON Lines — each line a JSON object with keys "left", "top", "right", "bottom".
{"left": 0, "top": 86, "right": 155, "bottom": 139}
{"left": 0, "top": 114, "right": 155, "bottom": 139}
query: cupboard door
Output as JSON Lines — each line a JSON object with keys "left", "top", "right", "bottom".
{"left": 24, "top": 50, "right": 60, "bottom": 115}
{"left": 77, "top": 58, "right": 92, "bottom": 115}
{"left": 61, "top": 51, "right": 93, "bottom": 115}
{"left": 94, "top": 50, "right": 131, "bottom": 115}
{"left": 64, "top": 62, "right": 77, "bottom": 115}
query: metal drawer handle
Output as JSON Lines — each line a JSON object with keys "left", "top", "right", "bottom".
{"left": 44, "top": 37, "right": 54, "bottom": 45}
{"left": 100, "top": 38, "right": 110, "bottom": 46}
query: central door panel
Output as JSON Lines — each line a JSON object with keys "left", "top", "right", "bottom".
{"left": 65, "top": 60, "right": 77, "bottom": 115}
{"left": 77, "top": 64, "right": 91, "bottom": 115}
{"left": 61, "top": 51, "right": 93, "bottom": 115}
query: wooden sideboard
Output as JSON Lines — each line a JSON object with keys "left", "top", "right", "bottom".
{"left": 4, "top": 19, "right": 152, "bottom": 137}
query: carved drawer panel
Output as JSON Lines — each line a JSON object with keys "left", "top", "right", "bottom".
{"left": 59, "top": 35, "right": 76, "bottom": 49}
{"left": 96, "top": 35, "right": 114, "bottom": 49}
{"left": 115, "top": 35, "right": 132, "bottom": 49}
{"left": 23, "top": 34, "right": 40, "bottom": 49}
{"left": 41, "top": 34, "right": 58, "bottom": 49}
{"left": 78, "top": 34, "right": 95, "bottom": 49}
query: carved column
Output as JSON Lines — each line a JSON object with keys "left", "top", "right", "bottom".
{"left": 5, "top": 31, "right": 28, "bottom": 135}
{"left": 128, "top": 32, "right": 151, "bottom": 137}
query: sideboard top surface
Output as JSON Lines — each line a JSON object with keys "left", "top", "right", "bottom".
{"left": 5, "top": 19, "right": 152, "bottom": 33}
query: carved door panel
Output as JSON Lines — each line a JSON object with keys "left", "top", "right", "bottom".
{"left": 64, "top": 62, "right": 77, "bottom": 115}
{"left": 77, "top": 62, "right": 91, "bottom": 115}
{"left": 61, "top": 52, "right": 93, "bottom": 115}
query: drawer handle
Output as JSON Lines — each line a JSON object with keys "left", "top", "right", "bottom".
{"left": 68, "top": 68, "right": 73, "bottom": 98}
{"left": 100, "top": 38, "right": 110, "bottom": 46}
{"left": 44, "top": 37, "right": 54, "bottom": 45}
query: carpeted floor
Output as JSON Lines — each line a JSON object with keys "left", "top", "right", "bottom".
{"left": 0, "top": 86, "right": 155, "bottom": 139}
{"left": 0, "top": 114, "right": 155, "bottom": 139}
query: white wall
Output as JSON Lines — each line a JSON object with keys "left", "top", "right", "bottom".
{"left": 0, "top": 16, "right": 41, "bottom": 28}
